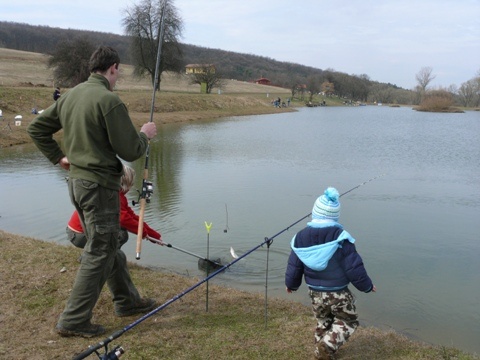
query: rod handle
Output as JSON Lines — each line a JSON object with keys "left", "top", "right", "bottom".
{"left": 135, "top": 197, "right": 146, "bottom": 260}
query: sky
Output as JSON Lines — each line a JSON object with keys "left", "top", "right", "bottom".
{"left": 2, "top": 0, "right": 479, "bottom": 89}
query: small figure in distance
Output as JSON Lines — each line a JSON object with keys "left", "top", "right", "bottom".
{"left": 53, "top": 87, "right": 61, "bottom": 101}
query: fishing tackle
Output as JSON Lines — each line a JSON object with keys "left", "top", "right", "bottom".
{"left": 204, "top": 222, "right": 213, "bottom": 311}
{"left": 148, "top": 237, "right": 223, "bottom": 268}
{"left": 134, "top": 0, "right": 167, "bottom": 261}
{"left": 233, "top": 174, "right": 386, "bottom": 328}
{"left": 72, "top": 175, "right": 384, "bottom": 359}
{"left": 72, "top": 233, "right": 275, "bottom": 360}
{"left": 101, "top": 346, "right": 124, "bottom": 360}
{"left": 230, "top": 246, "right": 239, "bottom": 259}
{"left": 224, "top": 203, "right": 229, "bottom": 233}
{"left": 73, "top": 345, "right": 124, "bottom": 360}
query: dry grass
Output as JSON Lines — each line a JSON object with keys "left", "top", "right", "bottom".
{"left": 0, "top": 47, "right": 290, "bottom": 94}
{"left": 0, "top": 48, "right": 53, "bottom": 87}
{"left": 0, "top": 86, "right": 294, "bottom": 148}
{"left": 0, "top": 230, "right": 478, "bottom": 360}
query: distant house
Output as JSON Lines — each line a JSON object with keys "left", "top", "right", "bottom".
{"left": 185, "top": 64, "right": 216, "bottom": 75}
{"left": 255, "top": 77, "right": 271, "bottom": 85}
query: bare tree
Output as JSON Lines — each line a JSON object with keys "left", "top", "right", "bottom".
{"left": 457, "top": 80, "right": 476, "bottom": 107}
{"left": 47, "top": 36, "right": 96, "bottom": 88}
{"left": 458, "top": 71, "right": 480, "bottom": 107}
{"left": 415, "top": 66, "right": 436, "bottom": 92}
{"left": 306, "top": 75, "right": 321, "bottom": 102}
{"left": 122, "top": 0, "right": 183, "bottom": 89}
{"left": 474, "top": 69, "right": 480, "bottom": 107}
{"left": 369, "top": 83, "right": 394, "bottom": 104}
{"left": 289, "top": 82, "right": 298, "bottom": 99}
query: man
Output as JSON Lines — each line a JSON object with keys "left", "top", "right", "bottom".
{"left": 28, "top": 46, "right": 158, "bottom": 338}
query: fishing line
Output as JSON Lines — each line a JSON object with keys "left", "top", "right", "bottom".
{"left": 72, "top": 174, "right": 384, "bottom": 359}
{"left": 260, "top": 173, "right": 386, "bottom": 329}
{"left": 72, "top": 236, "right": 273, "bottom": 360}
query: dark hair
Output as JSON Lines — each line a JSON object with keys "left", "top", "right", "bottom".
{"left": 89, "top": 46, "right": 121, "bottom": 73}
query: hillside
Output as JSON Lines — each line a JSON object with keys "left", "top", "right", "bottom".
{"left": 0, "top": 21, "right": 324, "bottom": 86}
{"left": 0, "top": 48, "right": 295, "bottom": 148}
{"left": 0, "top": 47, "right": 291, "bottom": 94}
{"left": 0, "top": 21, "right": 417, "bottom": 105}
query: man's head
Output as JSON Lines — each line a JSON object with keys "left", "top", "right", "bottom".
{"left": 312, "top": 187, "right": 341, "bottom": 221}
{"left": 89, "top": 46, "right": 120, "bottom": 73}
{"left": 89, "top": 46, "right": 121, "bottom": 90}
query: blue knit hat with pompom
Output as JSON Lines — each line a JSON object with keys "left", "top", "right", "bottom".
{"left": 312, "top": 187, "right": 341, "bottom": 221}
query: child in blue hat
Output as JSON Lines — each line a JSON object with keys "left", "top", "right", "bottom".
{"left": 285, "top": 187, "right": 376, "bottom": 360}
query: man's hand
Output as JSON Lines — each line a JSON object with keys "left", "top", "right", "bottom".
{"left": 58, "top": 156, "right": 70, "bottom": 171}
{"left": 140, "top": 122, "right": 157, "bottom": 140}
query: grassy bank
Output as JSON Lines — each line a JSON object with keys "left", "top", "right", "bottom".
{"left": 0, "top": 48, "right": 355, "bottom": 149}
{"left": 0, "top": 85, "right": 297, "bottom": 148}
{"left": 0, "top": 48, "right": 297, "bottom": 148}
{"left": 0, "top": 230, "right": 477, "bottom": 360}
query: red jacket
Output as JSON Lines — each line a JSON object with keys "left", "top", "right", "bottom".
{"left": 67, "top": 192, "right": 161, "bottom": 240}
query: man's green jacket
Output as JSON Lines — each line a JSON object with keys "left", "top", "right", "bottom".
{"left": 27, "top": 74, "right": 148, "bottom": 190}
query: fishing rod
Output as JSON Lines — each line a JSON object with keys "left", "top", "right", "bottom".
{"left": 260, "top": 173, "right": 386, "bottom": 328}
{"left": 147, "top": 236, "right": 222, "bottom": 268}
{"left": 72, "top": 175, "right": 384, "bottom": 359}
{"left": 135, "top": 0, "right": 167, "bottom": 261}
{"left": 72, "top": 234, "right": 272, "bottom": 360}
{"left": 261, "top": 173, "right": 387, "bottom": 237}
{"left": 338, "top": 174, "right": 385, "bottom": 199}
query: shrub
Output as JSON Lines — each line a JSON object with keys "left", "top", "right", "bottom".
{"left": 417, "top": 90, "right": 454, "bottom": 112}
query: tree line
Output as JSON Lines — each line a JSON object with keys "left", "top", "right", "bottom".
{"left": 1, "top": 16, "right": 478, "bottom": 107}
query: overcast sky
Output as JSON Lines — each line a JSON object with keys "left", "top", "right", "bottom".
{"left": 3, "top": 0, "right": 479, "bottom": 89}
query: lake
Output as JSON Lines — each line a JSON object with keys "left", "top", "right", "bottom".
{"left": 0, "top": 105, "right": 479, "bottom": 354}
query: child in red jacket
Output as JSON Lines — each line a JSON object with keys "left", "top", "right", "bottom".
{"left": 67, "top": 164, "right": 162, "bottom": 248}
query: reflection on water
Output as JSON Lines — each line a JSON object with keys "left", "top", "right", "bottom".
{"left": 1, "top": 107, "right": 479, "bottom": 354}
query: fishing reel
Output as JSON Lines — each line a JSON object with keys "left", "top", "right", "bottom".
{"left": 132, "top": 179, "right": 154, "bottom": 206}
{"left": 97, "top": 346, "right": 124, "bottom": 360}
{"left": 88, "top": 345, "right": 125, "bottom": 360}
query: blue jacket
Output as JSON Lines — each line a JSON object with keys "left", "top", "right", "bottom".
{"left": 285, "top": 221, "right": 373, "bottom": 293}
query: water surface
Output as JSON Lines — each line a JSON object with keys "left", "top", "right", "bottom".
{"left": 1, "top": 106, "right": 479, "bottom": 353}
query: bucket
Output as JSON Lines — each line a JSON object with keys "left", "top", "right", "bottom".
{"left": 14, "top": 115, "right": 22, "bottom": 126}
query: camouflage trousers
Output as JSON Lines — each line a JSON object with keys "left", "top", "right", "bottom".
{"left": 309, "top": 288, "right": 359, "bottom": 356}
